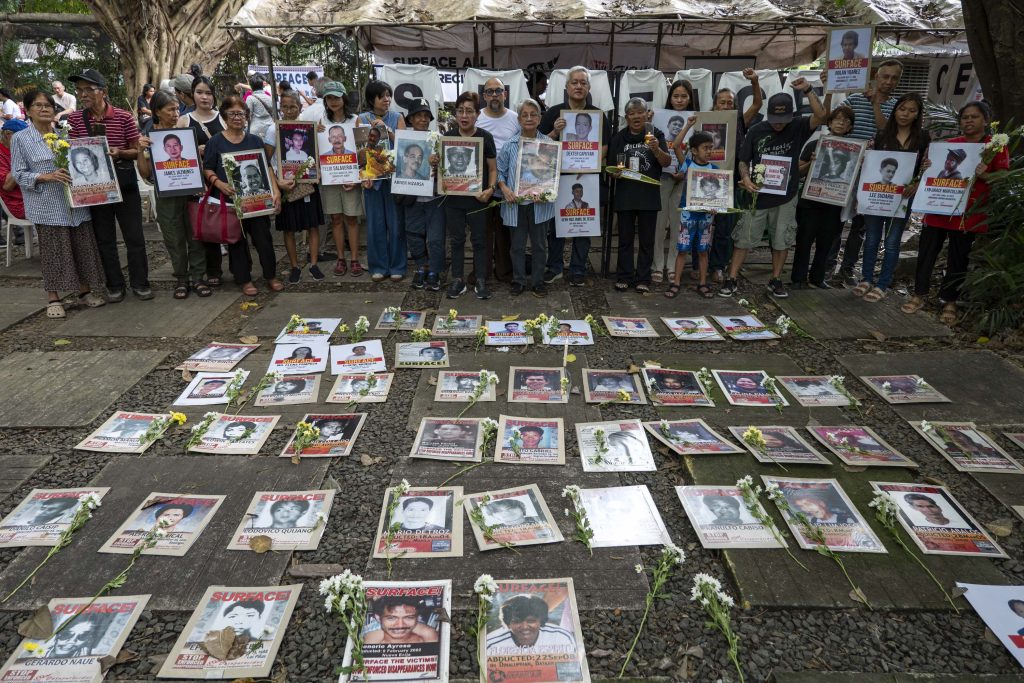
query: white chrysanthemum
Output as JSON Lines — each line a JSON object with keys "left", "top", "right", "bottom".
{"left": 634, "top": 564, "right": 644, "bottom": 574}
{"left": 474, "top": 574, "right": 498, "bottom": 598}
{"left": 920, "top": 420, "right": 933, "bottom": 433}
{"left": 154, "top": 527, "right": 168, "bottom": 538}
{"left": 663, "top": 542, "right": 685, "bottom": 565}
{"left": 735, "top": 475, "right": 753, "bottom": 488}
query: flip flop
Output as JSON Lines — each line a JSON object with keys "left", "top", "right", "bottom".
{"left": 696, "top": 284, "right": 715, "bottom": 298}
{"left": 664, "top": 284, "right": 681, "bottom": 298}
{"left": 863, "top": 287, "right": 886, "bottom": 303}
{"left": 901, "top": 295, "right": 925, "bottom": 314}
{"left": 939, "top": 303, "right": 958, "bottom": 325}
{"left": 852, "top": 281, "right": 872, "bottom": 297}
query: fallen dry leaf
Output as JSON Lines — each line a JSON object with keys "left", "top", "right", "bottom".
{"left": 589, "top": 648, "right": 613, "bottom": 658}
{"left": 626, "top": 363, "right": 641, "bottom": 374}
{"left": 199, "top": 626, "right": 250, "bottom": 661}
{"left": 849, "top": 587, "right": 869, "bottom": 606}
{"left": 360, "top": 454, "right": 383, "bottom": 466}
{"left": 923, "top": 476, "right": 948, "bottom": 488}
{"left": 17, "top": 605, "right": 53, "bottom": 640}
{"left": 983, "top": 518, "right": 1014, "bottom": 538}
{"left": 642, "top": 360, "right": 662, "bottom": 368}
{"left": 239, "top": 335, "right": 259, "bottom": 344}
{"left": 240, "top": 302, "right": 259, "bottom": 311}
{"left": 432, "top": 607, "right": 451, "bottom": 623}
{"left": 501, "top": 314, "right": 519, "bottom": 321}
{"left": 99, "top": 649, "right": 139, "bottom": 673}
{"left": 951, "top": 586, "right": 968, "bottom": 598}
{"left": 984, "top": 627, "right": 1000, "bottom": 645}
{"left": 323, "top": 475, "right": 342, "bottom": 491}
{"left": 180, "top": 368, "right": 193, "bottom": 382}
{"left": 841, "top": 464, "right": 867, "bottom": 473}
{"left": 870, "top": 330, "right": 887, "bottom": 342}
{"left": 53, "top": 339, "right": 72, "bottom": 347}
{"left": 249, "top": 535, "right": 273, "bottom": 553}
{"left": 427, "top": 375, "right": 438, "bottom": 386}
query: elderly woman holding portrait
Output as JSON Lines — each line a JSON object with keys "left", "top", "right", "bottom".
{"left": 10, "top": 89, "right": 107, "bottom": 318}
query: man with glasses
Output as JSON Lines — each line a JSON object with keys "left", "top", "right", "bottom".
{"left": 475, "top": 77, "right": 520, "bottom": 285}
{"left": 66, "top": 68, "right": 151, "bottom": 302}
{"left": 539, "top": 66, "right": 609, "bottom": 287}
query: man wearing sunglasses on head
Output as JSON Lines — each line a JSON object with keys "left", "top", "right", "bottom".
{"left": 475, "top": 78, "right": 521, "bottom": 286}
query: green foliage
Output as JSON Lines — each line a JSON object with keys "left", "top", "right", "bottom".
{"left": 960, "top": 124, "right": 1024, "bottom": 335}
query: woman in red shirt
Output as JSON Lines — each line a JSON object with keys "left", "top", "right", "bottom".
{"left": 903, "top": 102, "right": 1009, "bottom": 325}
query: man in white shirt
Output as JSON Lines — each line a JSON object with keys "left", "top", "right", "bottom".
{"left": 475, "top": 77, "right": 520, "bottom": 284}
{"left": 0, "top": 89, "right": 21, "bottom": 121}
{"left": 52, "top": 81, "right": 76, "bottom": 121}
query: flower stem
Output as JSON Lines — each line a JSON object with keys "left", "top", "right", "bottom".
{"left": 618, "top": 594, "right": 653, "bottom": 678}
{"left": 893, "top": 534, "right": 959, "bottom": 613}
{"left": 439, "top": 460, "right": 486, "bottom": 486}
{"left": 826, "top": 547, "right": 872, "bottom": 611}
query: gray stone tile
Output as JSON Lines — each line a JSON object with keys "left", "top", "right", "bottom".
{"left": 0, "top": 287, "right": 45, "bottom": 331}
{"left": 57, "top": 290, "right": 239, "bottom": 338}
{"left": 240, "top": 292, "right": 407, "bottom": 338}
{"left": 775, "top": 288, "right": 952, "bottom": 340}
{"left": 0, "top": 455, "right": 51, "bottom": 495}
{"left": 0, "top": 351, "right": 166, "bottom": 427}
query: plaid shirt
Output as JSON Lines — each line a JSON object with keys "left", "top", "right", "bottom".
{"left": 496, "top": 131, "right": 556, "bottom": 227}
{"left": 67, "top": 103, "right": 140, "bottom": 149}
{"left": 9, "top": 126, "right": 91, "bottom": 227}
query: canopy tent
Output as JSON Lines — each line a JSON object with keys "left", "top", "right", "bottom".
{"left": 228, "top": 0, "right": 966, "bottom": 70}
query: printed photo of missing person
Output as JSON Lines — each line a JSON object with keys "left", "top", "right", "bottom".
{"left": 417, "top": 419, "right": 480, "bottom": 451}
{"left": 509, "top": 367, "right": 566, "bottom": 402}
{"left": 388, "top": 494, "right": 452, "bottom": 533}
{"left": 481, "top": 495, "right": 543, "bottom": 529}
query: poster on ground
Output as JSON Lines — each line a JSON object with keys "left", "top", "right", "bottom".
{"left": 227, "top": 490, "right": 334, "bottom": 551}
{"left": 576, "top": 419, "right": 656, "bottom": 472}
{"left": 676, "top": 485, "right": 785, "bottom": 549}
{"left": 254, "top": 374, "right": 320, "bottom": 406}
{"left": 434, "top": 371, "right": 498, "bottom": 403}
{"left": 495, "top": 415, "right": 565, "bottom": 465}
{"left": 761, "top": 476, "right": 886, "bottom": 553}
{"left": 603, "top": 316, "right": 659, "bottom": 338}
{"left": 180, "top": 342, "right": 259, "bottom": 372}
{"left": 641, "top": 368, "right": 714, "bottom": 406}
{"left": 871, "top": 482, "right": 1007, "bottom": 558}
{"left": 268, "top": 340, "right": 330, "bottom": 375}
{"left": 157, "top": 585, "right": 300, "bottom": 679}
{"left": 859, "top": 374, "right": 951, "bottom": 404}
{"left": 190, "top": 414, "right": 279, "bottom": 455}
{"left": 0, "top": 487, "right": 110, "bottom": 547}
{"left": 275, "top": 317, "right": 341, "bottom": 344}
{"left": 341, "top": 580, "right": 452, "bottom": 683}
{"left": 280, "top": 413, "right": 367, "bottom": 458}
{"left": 581, "top": 369, "right": 646, "bottom": 404}
{"left": 712, "top": 370, "right": 789, "bottom": 408}
{"left": 729, "top": 425, "right": 830, "bottom": 465}
{"left": 480, "top": 578, "right": 590, "bottom": 683}
{"left": 0, "top": 594, "right": 149, "bottom": 683}
{"left": 327, "top": 373, "right": 394, "bottom": 404}
{"left": 776, "top": 376, "right": 856, "bottom": 407}
{"left": 955, "top": 583, "right": 1024, "bottom": 669}
{"left": 372, "top": 487, "right": 463, "bottom": 559}
{"left": 643, "top": 419, "right": 742, "bottom": 455}
{"left": 331, "top": 340, "right": 388, "bottom": 374}
{"left": 410, "top": 417, "right": 484, "bottom": 462}
{"left": 911, "top": 421, "right": 1024, "bottom": 474}
{"left": 174, "top": 370, "right": 249, "bottom": 406}
{"left": 100, "top": 492, "right": 224, "bottom": 556}
{"left": 464, "top": 484, "right": 564, "bottom": 551}
{"left": 75, "top": 411, "right": 169, "bottom": 453}
{"left": 807, "top": 426, "right": 917, "bottom": 468}
{"left": 580, "top": 485, "right": 670, "bottom": 547}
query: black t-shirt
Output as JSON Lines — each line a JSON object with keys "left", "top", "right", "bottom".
{"left": 203, "top": 132, "right": 266, "bottom": 199}
{"left": 445, "top": 126, "right": 497, "bottom": 210}
{"left": 739, "top": 116, "right": 814, "bottom": 209}
{"left": 607, "top": 127, "right": 668, "bottom": 212}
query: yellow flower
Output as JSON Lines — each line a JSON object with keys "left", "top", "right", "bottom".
{"left": 170, "top": 412, "right": 187, "bottom": 425}
{"left": 23, "top": 642, "right": 43, "bottom": 657}
{"left": 617, "top": 389, "right": 631, "bottom": 402}
{"left": 57, "top": 140, "right": 70, "bottom": 149}
{"left": 43, "top": 133, "right": 57, "bottom": 141}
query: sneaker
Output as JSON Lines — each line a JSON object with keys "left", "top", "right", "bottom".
{"left": 475, "top": 282, "right": 491, "bottom": 300}
{"left": 107, "top": 288, "right": 126, "bottom": 303}
{"left": 767, "top": 278, "right": 789, "bottom": 298}
{"left": 718, "top": 278, "right": 737, "bottom": 297}
{"left": 809, "top": 279, "right": 831, "bottom": 290}
{"left": 132, "top": 287, "right": 154, "bottom": 301}
{"left": 426, "top": 274, "right": 440, "bottom": 292}
{"left": 532, "top": 284, "right": 548, "bottom": 298}
{"left": 371, "top": 273, "right": 386, "bottom": 282}
{"left": 411, "top": 269, "right": 426, "bottom": 289}
{"left": 569, "top": 273, "right": 585, "bottom": 287}
{"left": 309, "top": 264, "right": 325, "bottom": 281}
{"left": 510, "top": 282, "right": 525, "bottom": 297}
{"left": 288, "top": 266, "right": 302, "bottom": 284}
{"left": 447, "top": 278, "right": 467, "bottom": 299}
{"left": 838, "top": 268, "right": 858, "bottom": 288}
{"left": 542, "top": 270, "right": 562, "bottom": 284}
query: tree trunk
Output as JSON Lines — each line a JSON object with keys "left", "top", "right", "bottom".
{"left": 960, "top": 0, "right": 1024, "bottom": 123}
{"left": 82, "top": 0, "right": 247, "bottom": 104}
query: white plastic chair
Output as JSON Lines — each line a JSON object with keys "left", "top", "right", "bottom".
{"left": 1, "top": 196, "right": 33, "bottom": 267}
{"left": 137, "top": 167, "right": 157, "bottom": 223}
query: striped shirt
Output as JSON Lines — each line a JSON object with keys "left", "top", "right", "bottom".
{"left": 840, "top": 93, "right": 897, "bottom": 141}
{"left": 9, "top": 126, "right": 91, "bottom": 227}
{"left": 67, "top": 103, "right": 140, "bottom": 149}
{"left": 496, "top": 131, "right": 556, "bottom": 227}
{"left": 485, "top": 625, "right": 576, "bottom": 653}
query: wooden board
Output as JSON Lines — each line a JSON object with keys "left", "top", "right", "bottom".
{"left": 0, "top": 351, "right": 166, "bottom": 427}
{"left": 0, "top": 456, "right": 328, "bottom": 611}
{"left": 776, "top": 288, "right": 953, "bottom": 340}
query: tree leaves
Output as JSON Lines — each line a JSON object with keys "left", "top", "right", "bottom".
{"left": 98, "top": 649, "right": 139, "bottom": 673}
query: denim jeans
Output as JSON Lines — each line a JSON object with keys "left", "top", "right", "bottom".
{"left": 509, "top": 206, "right": 549, "bottom": 288}
{"left": 546, "top": 233, "right": 590, "bottom": 277}
{"left": 861, "top": 214, "right": 907, "bottom": 291}
{"left": 405, "top": 197, "right": 446, "bottom": 277}
{"left": 364, "top": 180, "right": 407, "bottom": 276}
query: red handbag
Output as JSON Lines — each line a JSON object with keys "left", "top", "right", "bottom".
{"left": 189, "top": 186, "right": 242, "bottom": 245}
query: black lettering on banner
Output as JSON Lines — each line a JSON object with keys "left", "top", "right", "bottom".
{"left": 394, "top": 82, "right": 424, "bottom": 110}
{"left": 630, "top": 90, "right": 654, "bottom": 104}
{"left": 953, "top": 62, "right": 973, "bottom": 96}
{"left": 935, "top": 63, "right": 950, "bottom": 94}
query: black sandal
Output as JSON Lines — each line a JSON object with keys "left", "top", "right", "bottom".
{"left": 193, "top": 281, "right": 213, "bottom": 298}
{"left": 664, "top": 284, "right": 681, "bottom": 298}
{"left": 206, "top": 276, "right": 222, "bottom": 287}
{"left": 173, "top": 283, "right": 190, "bottom": 300}
{"left": 614, "top": 281, "right": 629, "bottom": 292}
{"left": 697, "top": 284, "right": 715, "bottom": 298}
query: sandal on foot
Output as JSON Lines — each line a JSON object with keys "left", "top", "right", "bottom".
{"left": 193, "top": 282, "right": 213, "bottom": 297}
{"left": 939, "top": 302, "right": 958, "bottom": 325}
{"left": 635, "top": 283, "right": 651, "bottom": 294}
{"left": 614, "top": 281, "right": 629, "bottom": 292}
{"left": 350, "top": 260, "right": 364, "bottom": 276}
{"left": 852, "top": 281, "right": 872, "bottom": 297}
{"left": 206, "top": 276, "right": 222, "bottom": 287}
{"left": 173, "top": 283, "right": 189, "bottom": 299}
{"left": 46, "top": 301, "right": 65, "bottom": 319}
{"left": 79, "top": 292, "right": 105, "bottom": 308}
{"left": 241, "top": 283, "right": 259, "bottom": 296}
{"left": 664, "top": 284, "right": 681, "bottom": 299}
{"left": 901, "top": 295, "right": 925, "bottom": 314}
{"left": 697, "top": 284, "right": 715, "bottom": 298}
{"left": 268, "top": 279, "right": 285, "bottom": 292}
{"left": 334, "top": 259, "right": 347, "bottom": 276}
{"left": 863, "top": 287, "right": 886, "bottom": 303}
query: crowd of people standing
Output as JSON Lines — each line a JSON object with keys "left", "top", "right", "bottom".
{"left": 0, "top": 60, "right": 1006, "bottom": 326}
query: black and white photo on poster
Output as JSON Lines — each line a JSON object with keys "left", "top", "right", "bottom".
{"left": 174, "top": 370, "right": 250, "bottom": 406}
{"left": 576, "top": 419, "right": 656, "bottom": 472}
{"left": 676, "top": 485, "right": 785, "bottom": 549}
{"left": 254, "top": 374, "right": 320, "bottom": 406}
{"left": 0, "top": 487, "right": 110, "bottom": 547}
{"left": 227, "top": 490, "right": 335, "bottom": 551}
{"left": 580, "top": 485, "right": 671, "bottom": 547}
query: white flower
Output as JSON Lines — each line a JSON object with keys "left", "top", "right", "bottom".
{"left": 663, "top": 542, "right": 685, "bottom": 565}
{"left": 474, "top": 574, "right": 498, "bottom": 598}
{"left": 154, "top": 527, "right": 168, "bottom": 538}
{"left": 991, "top": 133, "right": 1009, "bottom": 147}
{"left": 882, "top": 381, "right": 892, "bottom": 391}
{"left": 737, "top": 298, "right": 749, "bottom": 306}
{"left": 915, "top": 377, "right": 927, "bottom": 387}
{"left": 634, "top": 564, "right": 644, "bottom": 574}
{"left": 920, "top": 420, "right": 933, "bottom": 433}
{"left": 735, "top": 475, "right": 753, "bottom": 488}
{"left": 495, "top": 346, "right": 510, "bottom": 353}
{"left": 481, "top": 418, "right": 498, "bottom": 432}
{"left": 396, "top": 479, "right": 411, "bottom": 495}
{"left": 829, "top": 375, "right": 844, "bottom": 386}
{"left": 78, "top": 492, "right": 102, "bottom": 510}
{"left": 323, "top": 595, "right": 334, "bottom": 613}
{"left": 203, "top": 411, "right": 218, "bottom": 419}
{"left": 561, "top": 484, "right": 581, "bottom": 499}
{"left": 564, "top": 508, "right": 570, "bottom": 517}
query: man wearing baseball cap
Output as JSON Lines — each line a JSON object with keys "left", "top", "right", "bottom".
{"left": 66, "top": 68, "right": 151, "bottom": 301}
{"left": 0, "top": 118, "right": 28, "bottom": 247}
{"left": 719, "top": 81, "right": 826, "bottom": 300}
{"left": 937, "top": 147, "right": 967, "bottom": 180}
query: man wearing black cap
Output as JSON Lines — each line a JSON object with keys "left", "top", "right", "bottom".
{"left": 67, "top": 69, "right": 151, "bottom": 302}
{"left": 718, "top": 79, "right": 825, "bottom": 300}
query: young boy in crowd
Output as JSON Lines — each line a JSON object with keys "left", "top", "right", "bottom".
{"left": 666, "top": 131, "right": 717, "bottom": 298}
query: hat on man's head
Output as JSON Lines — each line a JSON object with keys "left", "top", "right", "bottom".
{"left": 172, "top": 74, "right": 194, "bottom": 94}
{"left": 68, "top": 69, "right": 106, "bottom": 89}
{"left": 404, "top": 97, "right": 433, "bottom": 124}
{"left": 321, "top": 81, "right": 347, "bottom": 98}
{"left": 946, "top": 148, "right": 967, "bottom": 163}
{"left": 765, "top": 93, "right": 795, "bottom": 125}
{"left": 2, "top": 119, "right": 28, "bottom": 133}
